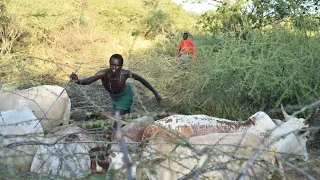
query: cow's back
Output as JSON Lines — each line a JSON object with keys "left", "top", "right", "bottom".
{"left": 0, "top": 109, "right": 44, "bottom": 172}
{"left": 114, "top": 116, "right": 155, "bottom": 143}
{"left": 156, "top": 114, "right": 245, "bottom": 136}
{"left": 30, "top": 124, "right": 102, "bottom": 178}
{"left": 31, "top": 142, "right": 91, "bottom": 178}
{"left": 142, "top": 112, "right": 278, "bottom": 142}
{"left": 0, "top": 85, "right": 71, "bottom": 133}
{"left": 142, "top": 114, "right": 253, "bottom": 142}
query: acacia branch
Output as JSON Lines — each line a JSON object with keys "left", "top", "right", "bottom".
{"left": 291, "top": 99, "right": 320, "bottom": 117}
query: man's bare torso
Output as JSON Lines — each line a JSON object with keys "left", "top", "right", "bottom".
{"left": 99, "top": 69, "right": 131, "bottom": 94}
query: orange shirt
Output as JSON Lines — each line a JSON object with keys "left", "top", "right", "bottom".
{"left": 177, "top": 38, "right": 196, "bottom": 56}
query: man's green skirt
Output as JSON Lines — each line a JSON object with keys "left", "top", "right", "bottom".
{"left": 108, "top": 83, "right": 134, "bottom": 112}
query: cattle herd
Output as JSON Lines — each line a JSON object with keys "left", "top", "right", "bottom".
{"left": 0, "top": 85, "right": 312, "bottom": 179}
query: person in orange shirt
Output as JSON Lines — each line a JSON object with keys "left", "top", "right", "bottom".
{"left": 176, "top": 32, "right": 196, "bottom": 69}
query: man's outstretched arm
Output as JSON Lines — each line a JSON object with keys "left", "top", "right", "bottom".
{"left": 131, "top": 72, "right": 162, "bottom": 102}
{"left": 70, "top": 69, "right": 105, "bottom": 85}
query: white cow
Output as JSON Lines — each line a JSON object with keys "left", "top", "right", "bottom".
{"left": 137, "top": 132, "right": 283, "bottom": 180}
{"left": 137, "top": 111, "right": 310, "bottom": 179}
{"left": 0, "top": 85, "right": 71, "bottom": 133}
{"left": 107, "top": 112, "right": 278, "bottom": 179}
{"left": 0, "top": 109, "right": 44, "bottom": 172}
{"left": 30, "top": 124, "right": 109, "bottom": 178}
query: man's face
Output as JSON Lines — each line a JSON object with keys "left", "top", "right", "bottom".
{"left": 183, "top": 34, "right": 188, "bottom": 40}
{"left": 110, "top": 58, "right": 123, "bottom": 74}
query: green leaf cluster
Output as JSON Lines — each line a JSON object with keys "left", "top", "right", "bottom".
{"left": 196, "top": 0, "right": 320, "bottom": 35}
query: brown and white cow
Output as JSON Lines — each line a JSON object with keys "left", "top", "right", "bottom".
{"left": 137, "top": 111, "right": 310, "bottom": 179}
{"left": 137, "top": 132, "right": 283, "bottom": 180}
{"left": 106, "top": 112, "right": 276, "bottom": 179}
{"left": 142, "top": 111, "right": 277, "bottom": 141}
{"left": 106, "top": 116, "right": 154, "bottom": 179}
{"left": 141, "top": 111, "right": 278, "bottom": 157}
{"left": 0, "top": 85, "right": 71, "bottom": 133}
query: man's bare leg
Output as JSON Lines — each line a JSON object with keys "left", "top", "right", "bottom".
{"left": 113, "top": 109, "right": 129, "bottom": 130}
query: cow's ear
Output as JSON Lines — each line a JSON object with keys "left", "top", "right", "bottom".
{"left": 296, "top": 127, "right": 309, "bottom": 137}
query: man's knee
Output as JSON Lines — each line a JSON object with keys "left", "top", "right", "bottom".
{"left": 114, "top": 109, "right": 129, "bottom": 116}
{"left": 112, "top": 109, "right": 129, "bottom": 130}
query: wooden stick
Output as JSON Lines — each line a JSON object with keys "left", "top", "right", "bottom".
{"left": 34, "top": 56, "right": 84, "bottom": 128}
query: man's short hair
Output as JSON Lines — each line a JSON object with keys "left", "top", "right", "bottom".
{"left": 183, "top": 32, "right": 188, "bottom": 37}
{"left": 110, "top": 54, "right": 124, "bottom": 64}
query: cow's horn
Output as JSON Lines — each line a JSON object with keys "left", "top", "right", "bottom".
{"left": 303, "top": 113, "right": 312, "bottom": 124}
{"left": 281, "top": 104, "right": 290, "bottom": 120}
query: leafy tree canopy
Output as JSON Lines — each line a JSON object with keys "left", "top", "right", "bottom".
{"left": 187, "top": 0, "right": 320, "bottom": 34}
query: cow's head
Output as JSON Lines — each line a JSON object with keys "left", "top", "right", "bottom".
{"left": 106, "top": 146, "right": 138, "bottom": 179}
{"left": 107, "top": 151, "right": 128, "bottom": 171}
{"left": 272, "top": 107, "right": 310, "bottom": 161}
{"left": 247, "top": 111, "right": 277, "bottom": 134}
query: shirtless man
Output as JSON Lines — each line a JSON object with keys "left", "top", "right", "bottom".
{"left": 70, "top": 54, "right": 162, "bottom": 117}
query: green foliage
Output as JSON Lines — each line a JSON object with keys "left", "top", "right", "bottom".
{"left": 135, "top": 28, "right": 320, "bottom": 119}
{"left": 0, "top": 55, "right": 69, "bottom": 88}
{"left": 144, "top": 9, "right": 171, "bottom": 38}
{"left": 182, "top": 29, "right": 320, "bottom": 118}
{"left": 197, "top": 0, "right": 320, "bottom": 35}
{"left": 293, "top": 15, "right": 320, "bottom": 31}
{"left": 142, "top": 0, "right": 197, "bottom": 39}
{"left": 0, "top": 0, "right": 196, "bottom": 60}
{"left": 1, "top": 0, "right": 319, "bottom": 120}
{"left": 0, "top": 4, "right": 23, "bottom": 56}
{"left": 248, "top": 0, "right": 320, "bottom": 29}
